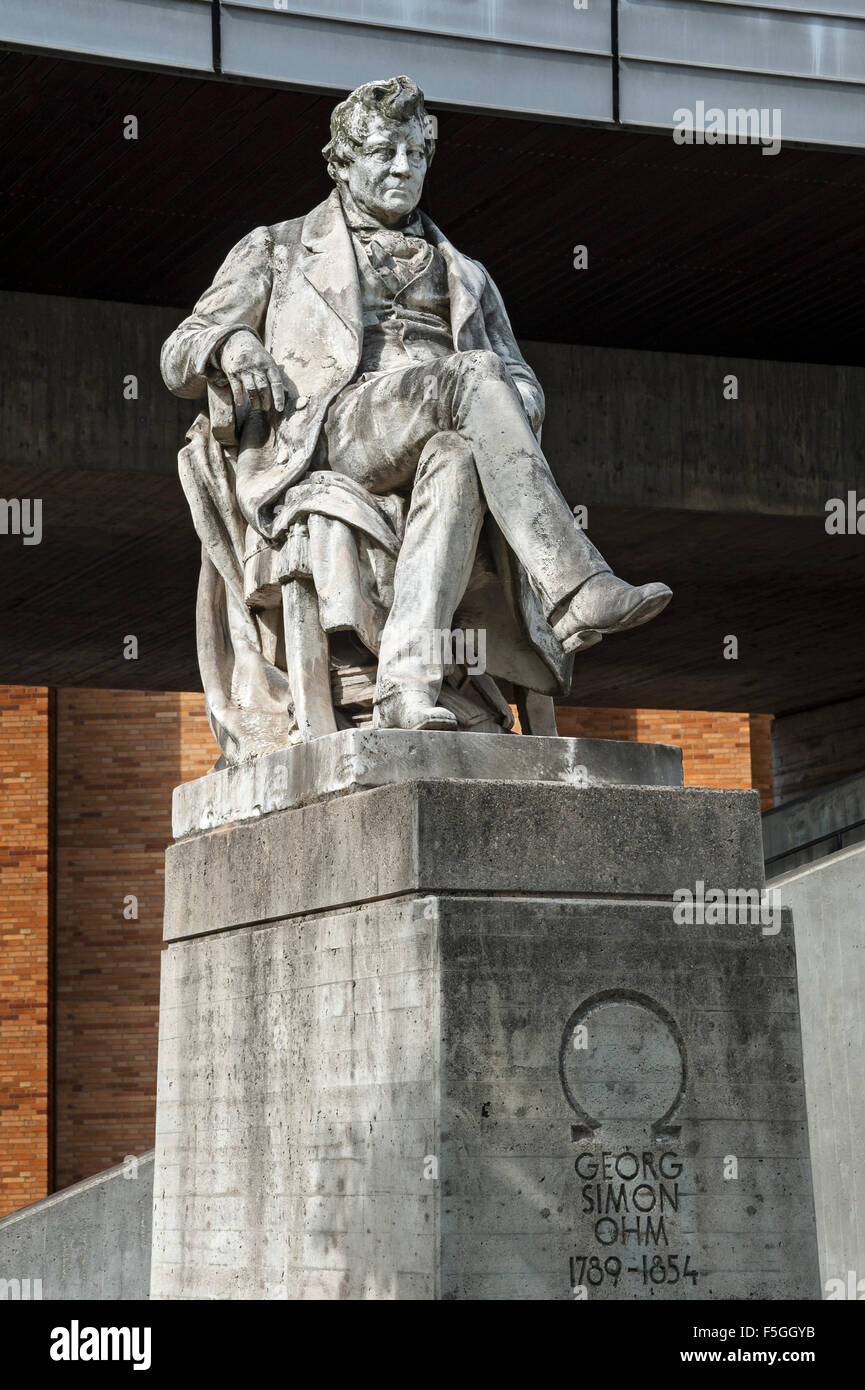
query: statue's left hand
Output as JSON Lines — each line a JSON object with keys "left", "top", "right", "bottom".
{"left": 220, "top": 329, "right": 286, "bottom": 414}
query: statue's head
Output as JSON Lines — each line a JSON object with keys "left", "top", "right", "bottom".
{"left": 323, "top": 75, "right": 435, "bottom": 226}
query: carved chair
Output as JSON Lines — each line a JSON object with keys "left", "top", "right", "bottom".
{"left": 208, "top": 384, "right": 558, "bottom": 740}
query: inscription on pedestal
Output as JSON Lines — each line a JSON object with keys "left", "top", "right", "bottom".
{"left": 560, "top": 991, "right": 697, "bottom": 1297}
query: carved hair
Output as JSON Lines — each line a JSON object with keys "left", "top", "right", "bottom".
{"left": 322, "top": 75, "right": 436, "bottom": 180}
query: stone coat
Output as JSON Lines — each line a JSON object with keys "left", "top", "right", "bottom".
{"left": 161, "top": 189, "right": 545, "bottom": 539}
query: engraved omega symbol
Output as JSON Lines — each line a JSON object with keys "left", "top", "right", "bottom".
{"left": 559, "top": 990, "right": 686, "bottom": 1140}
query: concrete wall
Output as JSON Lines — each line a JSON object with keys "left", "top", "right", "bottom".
{"left": 153, "top": 768, "right": 817, "bottom": 1300}
{"left": 1, "top": 290, "right": 187, "bottom": 480}
{"left": 763, "top": 769, "right": 865, "bottom": 874}
{"left": 0, "top": 1151, "right": 153, "bottom": 1300}
{"left": 770, "top": 844, "right": 865, "bottom": 1293}
{"left": 527, "top": 339, "right": 865, "bottom": 517}
{"left": 4, "top": 289, "right": 863, "bottom": 515}
{"left": 771, "top": 697, "right": 865, "bottom": 804}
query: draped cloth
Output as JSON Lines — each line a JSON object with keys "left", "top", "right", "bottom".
{"left": 178, "top": 412, "right": 574, "bottom": 766}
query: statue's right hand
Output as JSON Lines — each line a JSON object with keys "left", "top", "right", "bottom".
{"left": 219, "top": 329, "right": 286, "bottom": 414}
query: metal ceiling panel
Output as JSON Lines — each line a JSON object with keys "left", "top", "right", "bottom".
{"left": 220, "top": 5, "right": 613, "bottom": 120}
{"left": 0, "top": 0, "right": 213, "bottom": 71}
{"left": 621, "top": 0, "right": 865, "bottom": 84}
{"left": 683, "top": 0, "right": 865, "bottom": 18}
{"left": 225, "top": 0, "right": 612, "bottom": 56}
{"left": 621, "top": 57, "right": 865, "bottom": 146}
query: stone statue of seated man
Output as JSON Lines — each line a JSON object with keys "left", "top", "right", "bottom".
{"left": 161, "top": 75, "right": 671, "bottom": 762}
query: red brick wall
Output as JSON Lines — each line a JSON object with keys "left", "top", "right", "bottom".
{"left": 54, "top": 690, "right": 216, "bottom": 1189}
{"left": 749, "top": 713, "right": 775, "bottom": 811}
{"left": 0, "top": 687, "right": 53, "bottom": 1218}
{"left": 555, "top": 705, "right": 771, "bottom": 797}
{"left": 1, "top": 686, "right": 772, "bottom": 1203}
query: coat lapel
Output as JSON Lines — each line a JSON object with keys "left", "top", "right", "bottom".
{"left": 421, "top": 213, "right": 486, "bottom": 347}
{"left": 300, "top": 191, "right": 363, "bottom": 350}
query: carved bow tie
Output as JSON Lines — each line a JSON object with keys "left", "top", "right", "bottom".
{"left": 356, "top": 222, "right": 430, "bottom": 294}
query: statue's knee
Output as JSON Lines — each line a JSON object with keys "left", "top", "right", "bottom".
{"left": 454, "top": 348, "right": 509, "bottom": 383}
{"left": 416, "top": 431, "right": 480, "bottom": 498}
{"left": 417, "top": 430, "right": 472, "bottom": 475}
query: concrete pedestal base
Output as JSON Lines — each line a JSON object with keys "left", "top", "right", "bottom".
{"left": 151, "top": 734, "right": 819, "bottom": 1300}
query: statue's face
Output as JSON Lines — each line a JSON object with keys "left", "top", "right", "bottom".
{"left": 338, "top": 113, "right": 427, "bottom": 225}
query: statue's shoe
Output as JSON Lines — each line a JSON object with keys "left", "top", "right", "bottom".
{"left": 373, "top": 692, "right": 459, "bottom": 732}
{"left": 552, "top": 575, "right": 672, "bottom": 654}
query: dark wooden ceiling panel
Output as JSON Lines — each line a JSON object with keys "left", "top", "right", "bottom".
{"left": 1, "top": 49, "right": 864, "bottom": 366}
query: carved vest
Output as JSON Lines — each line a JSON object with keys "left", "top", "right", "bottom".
{"left": 353, "top": 236, "right": 454, "bottom": 376}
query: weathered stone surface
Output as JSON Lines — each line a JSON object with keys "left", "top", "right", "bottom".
{"left": 164, "top": 780, "right": 764, "bottom": 943}
{"left": 152, "top": 775, "right": 818, "bottom": 1299}
{"left": 762, "top": 767, "right": 865, "bottom": 872}
{"left": 151, "top": 889, "right": 818, "bottom": 1300}
{"left": 172, "top": 728, "right": 683, "bottom": 838}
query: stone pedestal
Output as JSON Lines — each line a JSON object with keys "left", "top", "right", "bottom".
{"left": 150, "top": 732, "right": 819, "bottom": 1300}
